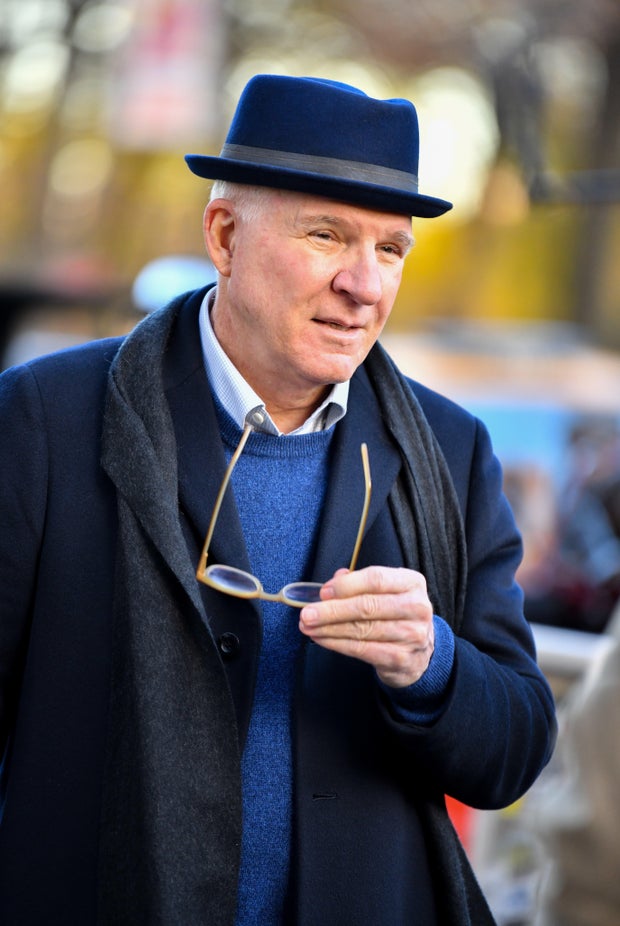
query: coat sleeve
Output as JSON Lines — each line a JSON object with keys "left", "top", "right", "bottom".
{"left": 380, "top": 412, "right": 557, "bottom": 810}
{"left": 0, "top": 364, "right": 48, "bottom": 756}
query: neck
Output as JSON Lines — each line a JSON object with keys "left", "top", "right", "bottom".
{"left": 209, "top": 292, "right": 331, "bottom": 433}
{"left": 264, "top": 392, "right": 330, "bottom": 434}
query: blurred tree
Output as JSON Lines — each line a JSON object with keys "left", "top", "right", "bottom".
{"left": 1, "top": 0, "right": 620, "bottom": 344}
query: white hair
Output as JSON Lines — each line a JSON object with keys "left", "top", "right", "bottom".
{"left": 208, "top": 180, "right": 274, "bottom": 223}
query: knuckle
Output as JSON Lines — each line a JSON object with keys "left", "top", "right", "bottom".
{"left": 410, "top": 569, "right": 428, "bottom": 594}
{"left": 352, "top": 618, "right": 374, "bottom": 641}
{"left": 400, "top": 589, "right": 418, "bottom": 612}
{"left": 358, "top": 594, "right": 380, "bottom": 619}
{"left": 400, "top": 619, "right": 420, "bottom": 643}
{"left": 404, "top": 587, "right": 431, "bottom": 618}
{"left": 366, "top": 565, "right": 388, "bottom": 593}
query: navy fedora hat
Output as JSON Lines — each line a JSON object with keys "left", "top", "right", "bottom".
{"left": 185, "top": 74, "right": 452, "bottom": 218}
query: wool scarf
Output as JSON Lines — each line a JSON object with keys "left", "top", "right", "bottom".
{"left": 98, "top": 292, "right": 494, "bottom": 925}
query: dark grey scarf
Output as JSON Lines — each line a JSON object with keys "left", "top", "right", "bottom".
{"left": 363, "top": 344, "right": 467, "bottom": 634}
{"left": 365, "top": 345, "right": 495, "bottom": 926}
{"left": 98, "top": 295, "right": 493, "bottom": 925}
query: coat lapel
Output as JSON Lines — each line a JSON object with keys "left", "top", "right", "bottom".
{"left": 162, "top": 297, "right": 262, "bottom": 743}
{"left": 100, "top": 313, "right": 203, "bottom": 616}
{"left": 165, "top": 332, "right": 263, "bottom": 618}
{"left": 101, "top": 287, "right": 252, "bottom": 624}
{"left": 163, "top": 305, "right": 252, "bottom": 576}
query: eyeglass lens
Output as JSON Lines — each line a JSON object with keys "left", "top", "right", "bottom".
{"left": 205, "top": 564, "right": 324, "bottom": 605}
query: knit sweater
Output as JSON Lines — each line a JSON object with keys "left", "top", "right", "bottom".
{"left": 215, "top": 411, "right": 334, "bottom": 924}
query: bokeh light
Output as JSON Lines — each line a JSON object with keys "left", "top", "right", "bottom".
{"left": 408, "top": 67, "right": 500, "bottom": 220}
{"left": 3, "top": 40, "right": 70, "bottom": 113}
{"left": 72, "top": 2, "right": 135, "bottom": 54}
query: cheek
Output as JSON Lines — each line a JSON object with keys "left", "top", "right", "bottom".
{"left": 252, "top": 251, "right": 306, "bottom": 306}
{"left": 274, "top": 249, "right": 319, "bottom": 284}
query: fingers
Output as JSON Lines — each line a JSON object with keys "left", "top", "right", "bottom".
{"left": 321, "top": 565, "right": 426, "bottom": 603}
{"left": 302, "top": 566, "right": 432, "bottom": 632}
{"left": 298, "top": 566, "right": 435, "bottom": 687}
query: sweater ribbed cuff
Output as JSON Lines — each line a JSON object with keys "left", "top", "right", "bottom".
{"left": 378, "top": 616, "right": 455, "bottom": 725}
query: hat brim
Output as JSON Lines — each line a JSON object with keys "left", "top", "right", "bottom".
{"left": 185, "top": 155, "right": 452, "bottom": 219}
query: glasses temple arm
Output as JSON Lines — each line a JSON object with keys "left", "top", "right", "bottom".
{"left": 196, "top": 422, "right": 253, "bottom": 579}
{"left": 348, "top": 442, "right": 372, "bottom": 571}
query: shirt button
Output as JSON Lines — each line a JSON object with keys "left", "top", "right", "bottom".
{"left": 218, "top": 632, "right": 240, "bottom": 659}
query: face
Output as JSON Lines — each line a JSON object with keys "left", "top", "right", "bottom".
{"left": 205, "top": 188, "right": 413, "bottom": 418}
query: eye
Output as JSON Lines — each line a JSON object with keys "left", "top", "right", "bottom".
{"left": 311, "top": 229, "right": 336, "bottom": 241}
{"left": 378, "top": 243, "right": 404, "bottom": 259}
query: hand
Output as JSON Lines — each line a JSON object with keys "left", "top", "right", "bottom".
{"left": 299, "top": 566, "right": 434, "bottom": 688}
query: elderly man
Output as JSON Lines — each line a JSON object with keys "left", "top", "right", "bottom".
{"left": 0, "top": 74, "right": 555, "bottom": 925}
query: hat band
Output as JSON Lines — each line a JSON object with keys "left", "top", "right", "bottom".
{"left": 220, "top": 143, "right": 419, "bottom": 192}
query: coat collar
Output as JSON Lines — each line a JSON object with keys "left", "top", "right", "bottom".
{"left": 101, "top": 292, "right": 206, "bottom": 617}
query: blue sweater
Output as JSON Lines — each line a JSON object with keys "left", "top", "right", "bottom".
{"left": 216, "top": 415, "right": 334, "bottom": 924}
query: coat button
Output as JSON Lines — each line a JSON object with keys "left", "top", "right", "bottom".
{"left": 218, "top": 632, "right": 240, "bottom": 659}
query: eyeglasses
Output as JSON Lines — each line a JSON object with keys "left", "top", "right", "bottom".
{"left": 196, "top": 421, "right": 372, "bottom": 608}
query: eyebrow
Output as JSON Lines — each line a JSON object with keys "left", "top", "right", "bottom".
{"left": 393, "top": 230, "right": 416, "bottom": 253}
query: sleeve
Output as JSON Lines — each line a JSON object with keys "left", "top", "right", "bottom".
{"left": 379, "top": 414, "right": 557, "bottom": 810}
{"left": 0, "top": 364, "right": 48, "bottom": 756}
{"left": 378, "top": 615, "right": 455, "bottom": 723}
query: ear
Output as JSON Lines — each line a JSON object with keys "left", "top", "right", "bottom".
{"left": 203, "top": 199, "right": 236, "bottom": 277}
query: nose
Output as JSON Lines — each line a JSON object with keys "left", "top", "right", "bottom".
{"left": 332, "top": 247, "right": 383, "bottom": 305}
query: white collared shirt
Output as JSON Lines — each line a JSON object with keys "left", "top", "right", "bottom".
{"left": 198, "top": 290, "right": 349, "bottom": 435}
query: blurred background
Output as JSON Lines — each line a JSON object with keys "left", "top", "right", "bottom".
{"left": 3, "top": 0, "right": 619, "bottom": 623}
{"left": 1, "top": 2, "right": 620, "bottom": 920}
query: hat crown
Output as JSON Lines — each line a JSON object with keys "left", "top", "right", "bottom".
{"left": 185, "top": 73, "right": 452, "bottom": 218}
{"left": 225, "top": 75, "right": 420, "bottom": 177}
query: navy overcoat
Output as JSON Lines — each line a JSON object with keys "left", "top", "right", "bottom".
{"left": 0, "top": 289, "right": 556, "bottom": 924}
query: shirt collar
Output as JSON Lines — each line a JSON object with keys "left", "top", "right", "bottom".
{"left": 198, "top": 289, "right": 349, "bottom": 435}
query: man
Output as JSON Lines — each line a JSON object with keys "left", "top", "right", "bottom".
{"left": 0, "top": 74, "right": 556, "bottom": 925}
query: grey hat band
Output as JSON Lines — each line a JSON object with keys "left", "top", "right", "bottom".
{"left": 219, "top": 143, "right": 419, "bottom": 192}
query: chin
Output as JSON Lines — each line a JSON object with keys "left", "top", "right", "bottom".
{"left": 313, "top": 361, "right": 358, "bottom": 385}
{"left": 296, "top": 346, "right": 366, "bottom": 387}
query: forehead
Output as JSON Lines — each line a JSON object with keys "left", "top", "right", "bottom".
{"left": 270, "top": 188, "right": 413, "bottom": 237}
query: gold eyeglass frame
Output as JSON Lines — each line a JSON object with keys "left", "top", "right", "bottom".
{"left": 196, "top": 422, "right": 372, "bottom": 608}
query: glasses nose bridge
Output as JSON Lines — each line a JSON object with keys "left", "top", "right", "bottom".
{"left": 257, "top": 587, "right": 286, "bottom": 604}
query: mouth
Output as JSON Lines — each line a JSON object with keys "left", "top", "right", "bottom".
{"left": 327, "top": 321, "right": 352, "bottom": 331}
{"left": 315, "top": 318, "right": 361, "bottom": 332}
